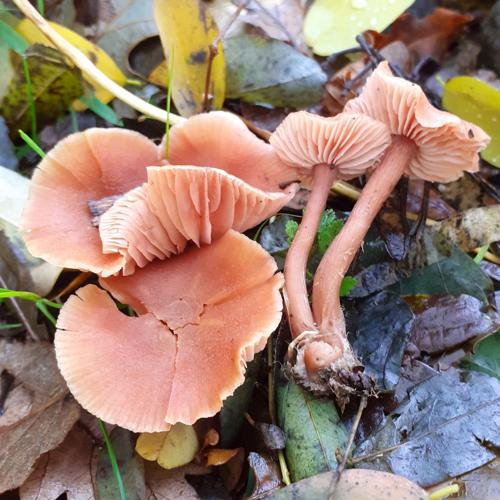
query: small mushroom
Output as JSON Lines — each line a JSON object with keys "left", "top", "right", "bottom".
{"left": 269, "top": 112, "right": 391, "bottom": 338}
{"left": 21, "top": 128, "right": 161, "bottom": 276}
{"left": 55, "top": 230, "right": 283, "bottom": 431}
{"left": 308, "top": 62, "right": 489, "bottom": 392}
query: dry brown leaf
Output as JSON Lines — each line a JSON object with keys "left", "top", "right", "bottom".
{"left": 0, "top": 341, "right": 80, "bottom": 493}
{"left": 20, "top": 427, "right": 94, "bottom": 500}
{"left": 145, "top": 461, "right": 208, "bottom": 500}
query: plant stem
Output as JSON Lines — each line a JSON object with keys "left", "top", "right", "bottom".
{"left": 313, "top": 137, "right": 416, "bottom": 339}
{"left": 98, "top": 419, "right": 126, "bottom": 500}
{"left": 21, "top": 58, "right": 37, "bottom": 142}
{"left": 285, "top": 164, "right": 337, "bottom": 338}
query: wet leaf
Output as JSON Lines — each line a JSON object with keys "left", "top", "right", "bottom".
{"left": 354, "top": 368, "right": 500, "bottom": 487}
{"left": 254, "top": 422, "right": 286, "bottom": 451}
{"left": 442, "top": 76, "right": 500, "bottom": 167}
{"left": 1, "top": 45, "right": 83, "bottom": 136}
{"left": 457, "top": 459, "right": 500, "bottom": 499}
{"left": 219, "top": 355, "right": 260, "bottom": 447}
{"left": 409, "top": 295, "right": 500, "bottom": 354}
{"left": 345, "top": 291, "right": 414, "bottom": 390}
{"left": 16, "top": 18, "right": 126, "bottom": 107}
{"left": 136, "top": 424, "right": 199, "bottom": 470}
{"left": 395, "top": 249, "right": 493, "bottom": 305}
{"left": 462, "top": 331, "right": 500, "bottom": 380}
{"left": 0, "top": 341, "right": 81, "bottom": 493}
{"left": 246, "top": 452, "right": 281, "bottom": 497}
{"left": 154, "top": 0, "right": 225, "bottom": 116}
{"left": 276, "top": 377, "right": 348, "bottom": 482}
{"left": 303, "top": 0, "right": 414, "bottom": 56}
{"left": 20, "top": 426, "right": 94, "bottom": 500}
{"left": 95, "top": 427, "right": 145, "bottom": 500}
{"left": 205, "top": 448, "right": 240, "bottom": 467}
{"left": 225, "top": 34, "right": 325, "bottom": 108}
{"left": 263, "top": 468, "right": 427, "bottom": 500}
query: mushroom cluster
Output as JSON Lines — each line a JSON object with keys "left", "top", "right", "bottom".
{"left": 22, "top": 112, "right": 296, "bottom": 431}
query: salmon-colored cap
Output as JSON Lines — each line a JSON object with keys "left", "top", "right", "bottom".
{"left": 21, "top": 128, "right": 161, "bottom": 276}
{"left": 55, "top": 230, "right": 283, "bottom": 431}
{"left": 99, "top": 165, "right": 297, "bottom": 274}
{"left": 269, "top": 111, "right": 391, "bottom": 180}
{"left": 345, "top": 61, "right": 490, "bottom": 182}
{"left": 162, "top": 111, "right": 298, "bottom": 192}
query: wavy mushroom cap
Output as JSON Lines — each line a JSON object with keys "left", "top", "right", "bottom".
{"left": 55, "top": 230, "right": 283, "bottom": 431}
{"left": 345, "top": 61, "right": 490, "bottom": 182}
{"left": 21, "top": 128, "right": 161, "bottom": 276}
{"left": 269, "top": 111, "right": 391, "bottom": 180}
{"left": 99, "top": 165, "right": 296, "bottom": 274}
{"left": 162, "top": 111, "right": 298, "bottom": 191}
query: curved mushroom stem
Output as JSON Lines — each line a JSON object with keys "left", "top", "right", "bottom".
{"left": 308, "top": 137, "right": 417, "bottom": 373}
{"left": 285, "top": 163, "right": 338, "bottom": 338}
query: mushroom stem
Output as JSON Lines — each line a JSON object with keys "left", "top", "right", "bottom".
{"left": 285, "top": 163, "right": 337, "bottom": 338}
{"left": 312, "top": 136, "right": 417, "bottom": 339}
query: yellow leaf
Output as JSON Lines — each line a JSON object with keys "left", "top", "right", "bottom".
{"left": 303, "top": 0, "right": 413, "bottom": 56}
{"left": 442, "top": 76, "right": 500, "bottom": 168}
{"left": 148, "top": 60, "right": 168, "bottom": 88}
{"left": 153, "top": 0, "right": 225, "bottom": 116}
{"left": 136, "top": 424, "right": 199, "bottom": 470}
{"left": 206, "top": 448, "right": 239, "bottom": 466}
{"left": 16, "top": 18, "right": 126, "bottom": 107}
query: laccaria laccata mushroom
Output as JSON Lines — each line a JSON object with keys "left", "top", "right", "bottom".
{"left": 305, "top": 62, "right": 489, "bottom": 397}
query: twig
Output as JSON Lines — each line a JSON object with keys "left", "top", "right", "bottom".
{"left": 355, "top": 34, "right": 405, "bottom": 78}
{"left": 409, "top": 181, "right": 430, "bottom": 238}
{"left": 0, "top": 275, "right": 40, "bottom": 341}
{"left": 328, "top": 396, "right": 367, "bottom": 498}
{"left": 203, "top": 0, "right": 248, "bottom": 111}
{"left": 12, "top": 0, "right": 185, "bottom": 125}
{"left": 467, "top": 171, "right": 500, "bottom": 203}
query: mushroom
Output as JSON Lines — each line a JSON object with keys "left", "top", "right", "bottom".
{"left": 55, "top": 230, "right": 283, "bottom": 431}
{"left": 99, "top": 112, "right": 298, "bottom": 273}
{"left": 308, "top": 62, "right": 489, "bottom": 389}
{"left": 269, "top": 112, "right": 391, "bottom": 339}
{"left": 21, "top": 128, "right": 161, "bottom": 276}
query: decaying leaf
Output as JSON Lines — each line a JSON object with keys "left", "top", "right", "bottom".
{"left": 0, "top": 118, "right": 17, "bottom": 170}
{"left": 154, "top": 0, "right": 225, "bottom": 116}
{"left": 457, "top": 459, "right": 500, "bottom": 499}
{"left": 1, "top": 44, "right": 83, "bottom": 136}
{"left": 442, "top": 76, "right": 500, "bottom": 167}
{"left": 354, "top": 368, "right": 500, "bottom": 486}
{"left": 20, "top": 426, "right": 94, "bottom": 500}
{"left": 247, "top": 452, "right": 282, "bottom": 497}
{"left": 277, "top": 377, "right": 348, "bottom": 482}
{"left": 0, "top": 341, "right": 80, "bottom": 493}
{"left": 225, "top": 34, "right": 325, "bottom": 108}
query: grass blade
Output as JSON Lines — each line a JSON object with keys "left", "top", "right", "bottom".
{"left": 98, "top": 419, "right": 126, "bottom": 500}
{"left": 18, "top": 129, "right": 45, "bottom": 158}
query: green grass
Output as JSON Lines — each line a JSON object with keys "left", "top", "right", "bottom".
{"left": 98, "top": 420, "right": 126, "bottom": 500}
{"left": 18, "top": 129, "right": 45, "bottom": 158}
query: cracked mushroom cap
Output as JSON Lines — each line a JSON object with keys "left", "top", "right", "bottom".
{"left": 269, "top": 111, "right": 391, "bottom": 180}
{"left": 161, "top": 111, "right": 298, "bottom": 192}
{"left": 344, "top": 61, "right": 490, "bottom": 182}
{"left": 55, "top": 230, "right": 283, "bottom": 431}
{"left": 98, "top": 165, "right": 297, "bottom": 274}
{"left": 21, "top": 128, "right": 161, "bottom": 276}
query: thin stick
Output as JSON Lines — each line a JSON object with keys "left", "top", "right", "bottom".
{"left": 12, "top": 0, "right": 185, "bottom": 125}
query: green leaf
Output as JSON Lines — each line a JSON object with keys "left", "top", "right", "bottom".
{"left": 317, "top": 209, "right": 343, "bottom": 255}
{"left": 303, "top": 0, "right": 413, "bottom": 56}
{"left": 277, "top": 377, "right": 348, "bottom": 482}
{"left": 442, "top": 76, "right": 500, "bottom": 167}
{"left": 225, "top": 34, "right": 326, "bottom": 108}
{"left": 78, "top": 95, "right": 124, "bottom": 126}
{"left": 339, "top": 276, "right": 357, "bottom": 297}
{"left": 395, "top": 249, "right": 493, "bottom": 305}
{"left": 285, "top": 220, "right": 299, "bottom": 246}
{"left": 0, "top": 19, "right": 28, "bottom": 55}
{"left": 1, "top": 44, "right": 83, "bottom": 136}
{"left": 462, "top": 332, "right": 500, "bottom": 380}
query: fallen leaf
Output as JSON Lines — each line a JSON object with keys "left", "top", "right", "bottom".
{"left": 303, "top": 0, "right": 413, "bottom": 56}
{"left": 206, "top": 448, "right": 240, "bottom": 467}
{"left": 0, "top": 340, "right": 80, "bottom": 493}
{"left": 16, "top": 18, "right": 126, "bottom": 107}
{"left": 262, "top": 468, "right": 427, "bottom": 499}
{"left": 1, "top": 44, "right": 83, "bottom": 136}
{"left": 408, "top": 295, "right": 500, "bottom": 354}
{"left": 0, "top": 118, "right": 17, "bottom": 170}
{"left": 442, "top": 76, "right": 500, "bottom": 167}
{"left": 225, "top": 34, "right": 325, "bottom": 108}
{"left": 247, "top": 452, "right": 281, "bottom": 497}
{"left": 20, "top": 426, "right": 94, "bottom": 500}
{"left": 480, "top": 1, "right": 500, "bottom": 75}
{"left": 154, "top": 0, "right": 225, "bottom": 116}
{"left": 254, "top": 422, "right": 286, "bottom": 451}
{"left": 462, "top": 331, "right": 500, "bottom": 380}
{"left": 277, "top": 377, "right": 348, "bottom": 482}
{"left": 345, "top": 291, "right": 415, "bottom": 390}
{"left": 94, "top": 427, "right": 146, "bottom": 500}
{"left": 354, "top": 368, "right": 500, "bottom": 487}
{"left": 457, "top": 459, "right": 500, "bottom": 499}
{"left": 136, "top": 423, "right": 199, "bottom": 470}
